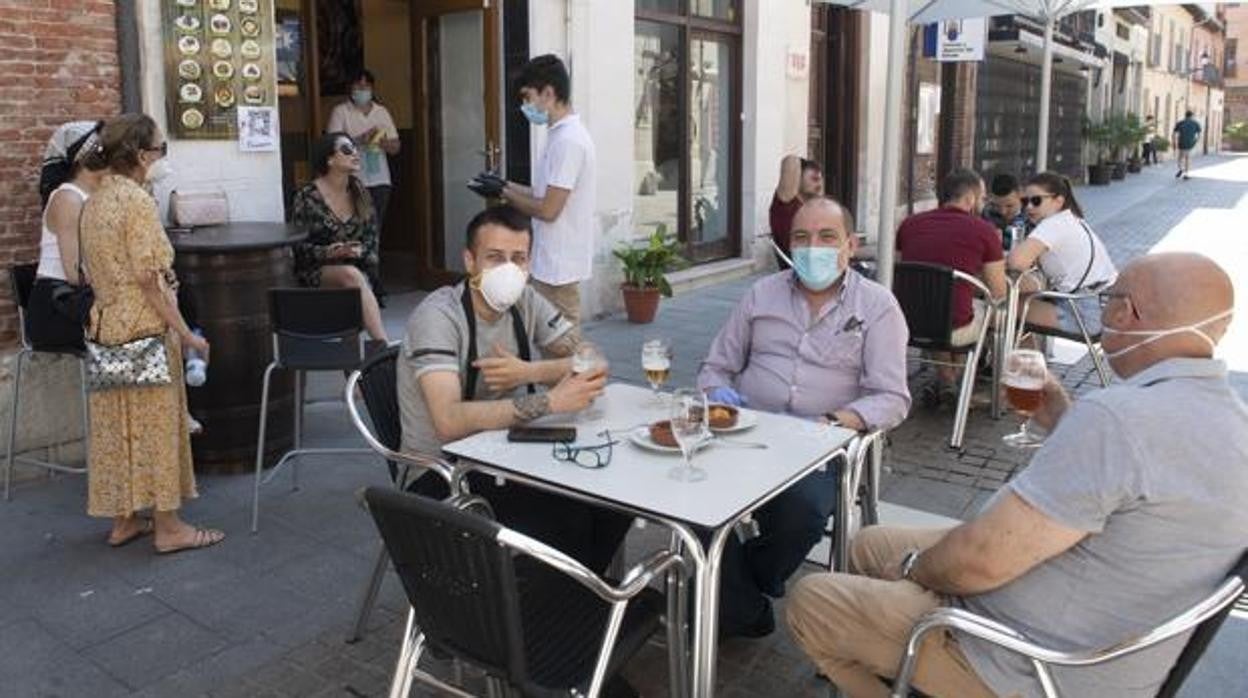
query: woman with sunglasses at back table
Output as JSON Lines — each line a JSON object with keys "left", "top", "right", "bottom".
{"left": 1006, "top": 171, "right": 1117, "bottom": 336}
{"left": 289, "top": 132, "right": 388, "bottom": 342}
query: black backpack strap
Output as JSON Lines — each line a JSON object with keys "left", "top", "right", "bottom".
{"left": 460, "top": 284, "right": 535, "bottom": 401}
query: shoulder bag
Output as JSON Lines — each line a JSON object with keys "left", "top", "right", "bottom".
{"left": 79, "top": 213, "right": 172, "bottom": 392}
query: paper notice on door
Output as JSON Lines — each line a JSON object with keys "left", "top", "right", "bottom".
{"left": 237, "top": 106, "right": 278, "bottom": 152}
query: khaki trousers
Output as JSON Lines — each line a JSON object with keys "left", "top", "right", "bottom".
{"left": 785, "top": 526, "right": 1001, "bottom": 698}
{"left": 531, "top": 279, "right": 582, "bottom": 342}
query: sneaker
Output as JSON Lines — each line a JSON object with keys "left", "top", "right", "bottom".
{"left": 1175, "top": 169, "right": 1183, "bottom": 179}
{"left": 1183, "top": 174, "right": 1190, "bottom": 180}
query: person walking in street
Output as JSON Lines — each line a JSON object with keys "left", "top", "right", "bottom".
{"left": 1173, "top": 110, "right": 1202, "bottom": 180}
{"left": 698, "top": 197, "right": 911, "bottom": 638}
{"left": 501, "top": 54, "right": 596, "bottom": 341}
{"left": 1141, "top": 115, "right": 1158, "bottom": 165}
{"left": 1008, "top": 172, "right": 1117, "bottom": 336}
{"left": 79, "top": 113, "right": 222, "bottom": 554}
{"left": 326, "top": 68, "right": 399, "bottom": 302}
{"left": 786, "top": 252, "right": 1245, "bottom": 698}
{"left": 897, "top": 169, "right": 1007, "bottom": 407}
{"left": 769, "top": 155, "right": 824, "bottom": 269}
{"left": 290, "top": 132, "right": 388, "bottom": 343}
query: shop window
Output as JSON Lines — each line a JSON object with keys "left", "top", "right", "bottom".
{"left": 634, "top": 3, "right": 741, "bottom": 263}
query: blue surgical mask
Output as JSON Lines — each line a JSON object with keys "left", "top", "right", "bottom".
{"left": 351, "top": 89, "right": 372, "bottom": 107}
{"left": 791, "top": 246, "right": 844, "bottom": 292}
{"left": 520, "top": 101, "right": 549, "bottom": 126}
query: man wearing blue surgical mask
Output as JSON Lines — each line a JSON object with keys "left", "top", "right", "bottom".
{"left": 500, "top": 54, "right": 597, "bottom": 342}
{"left": 698, "top": 197, "right": 911, "bottom": 638}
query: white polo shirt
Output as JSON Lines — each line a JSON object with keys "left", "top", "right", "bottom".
{"left": 326, "top": 101, "right": 398, "bottom": 188}
{"left": 530, "top": 113, "right": 597, "bottom": 286}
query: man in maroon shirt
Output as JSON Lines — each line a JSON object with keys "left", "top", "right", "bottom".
{"left": 896, "top": 168, "right": 1007, "bottom": 406}
{"left": 769, "top": 155, "right": 823, "bottom": 269}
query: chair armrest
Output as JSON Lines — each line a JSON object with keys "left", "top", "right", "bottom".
{"left": 496, "top": 528, "right": 687, "bottom": 603}
{"left": 950, "top": 269, "right": 995, "bottom": 304}
{"left": 345, "top": 370, "right": 456, "bottom": 486}
{"left": 1027, "top": 289, "right": 1098, "bottom": 302}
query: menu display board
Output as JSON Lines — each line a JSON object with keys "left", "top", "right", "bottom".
{"left": 162, "top": 0, "right": 276, "bottom": 140}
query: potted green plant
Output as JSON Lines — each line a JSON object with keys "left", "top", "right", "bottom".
{"left": 1082, "top": 117, "right": 1112, "bottom": 185}
{"left": 613, "top": 224, "right": 687, "bottom": 324}
{"left": 1106, "top": 114, "right": 1129, "bottom": 180}
{"left": 1153, "top": 135, "right": 1171, "bottom": 158}
{"left": 1225, "top": 121, "right": 1248, "bottom": 151}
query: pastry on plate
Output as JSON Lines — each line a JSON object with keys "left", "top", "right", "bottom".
{"left": 174, "top": 14, "right": 200, "bottom": 32}
{"left": 243, "top": 84, "right": 265, "bottom": 104}
{"left": 648, "top": 420, "right": 679, "bottom": 448}
{"left": 239, "top": 0, "right": 258, "bottom": 12}
{"left": 214, "top": 85, "right": 235, "bottom": 108}
{"left": 208, "top": 0, "right": 230, "bottom": 10}
{"left": 240, "top": 17, "right": 260, "bottom": 37}
{"left": 707, "top": 404, "right": 739, "bottom": 429}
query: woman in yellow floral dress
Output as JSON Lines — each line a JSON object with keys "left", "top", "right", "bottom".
{"left": 79, "top": 114, "right": 223, "bottom": 553}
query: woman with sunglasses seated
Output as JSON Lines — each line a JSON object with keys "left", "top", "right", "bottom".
{"left": 1007, "top": 172, "right": 1117, "bottom": 336}
{"left": 289, "top": 132, "right": 388, "bottom": 342}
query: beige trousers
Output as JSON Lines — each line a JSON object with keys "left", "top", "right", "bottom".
{"left": 785, "top": 526, "right": 1001, "bottom": 698}
{"left": 531, "top": 278, "right": 582, "bottom": 342}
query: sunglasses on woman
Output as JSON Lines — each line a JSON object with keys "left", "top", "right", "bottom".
{"left": 144, "top": 142, "right": 169, "bottom": 157}
{"left": 336, "top": 141, "right": 358, "bottom": 156}
{"left": 1022, "top": 194, "right": 1056, "bottom": 207}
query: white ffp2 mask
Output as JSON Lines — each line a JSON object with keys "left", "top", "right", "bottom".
{"left": 475, "top": 262, "right": 528, "bottom": 312}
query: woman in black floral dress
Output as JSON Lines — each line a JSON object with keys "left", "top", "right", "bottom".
{"left": 290, "top": 132, "right": 388, "bottom": 340}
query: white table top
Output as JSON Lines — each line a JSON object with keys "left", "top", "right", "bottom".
{"left": 442, "top": 383, "right": 857, "bottom": 530}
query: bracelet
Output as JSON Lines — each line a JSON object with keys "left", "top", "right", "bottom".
{"left": 513, "top": 393, "right": 550, "bottom": 422}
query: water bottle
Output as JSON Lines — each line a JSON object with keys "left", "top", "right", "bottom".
{"left": 185, "top": 329, "right": 208, "bottom": 387}
{"left": 1006, "top": 224, "right": 1022, "bottom": 251}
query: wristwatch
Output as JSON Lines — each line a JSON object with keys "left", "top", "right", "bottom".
{"left": 900, "top": 549, "right": 921, "bottom": 581}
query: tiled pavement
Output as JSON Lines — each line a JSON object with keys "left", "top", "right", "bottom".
{"left": 2, "top": 154, "right": 1246, "bottom": 697}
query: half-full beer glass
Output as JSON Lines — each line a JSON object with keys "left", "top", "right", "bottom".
{"left": 1002, "top": 349, "right": 1047, "bottom": 448}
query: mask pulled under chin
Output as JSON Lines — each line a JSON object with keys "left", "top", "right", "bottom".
{"left": 791, "top": 246, "right": 844, "bottom": 292}
{"left": 474, "top": 262, "right": 529, "bottom": 312}
{"left": 1101, "top": 308, "right": 1233, "bottom": 361}
{"left": 145, "top": 159, "right": 174, "bottom": 183}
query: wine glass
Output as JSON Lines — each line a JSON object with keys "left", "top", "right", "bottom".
{"left": 572, "top": 342, "right": 608, "bottom": 421}
{"left": 641, "top": 338, "right": 672, "bottom": 403}
{"left": 669, "top": 388, "right": 709, "bottom": 482}
{"left": 1001, "top": 349, "right": 1048, "bottom": 448}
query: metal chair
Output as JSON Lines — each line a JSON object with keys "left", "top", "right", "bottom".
{"left": 806, "top": 428, "right": 886, "bottom": 572}
{"left": 251, "top": 288, "right": 372, "bottom": 533}
{"left": 343, "top": 346, "right": 463, "bottom": 644}
{"left": 1016, "top": 289, "right": 1112, "bottom": 387}
{"left": 363, "top": 486, "right": 689, "bottom": 698}
{"left": 4, "top": 263, "right": 89, "bottom": 500}
{"left": 893, "top": 262, "right": 997, "bottom": 450}
{"left": 889, "top": 550, "right": 1248, "bottom": 698}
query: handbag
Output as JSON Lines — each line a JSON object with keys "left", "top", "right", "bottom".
{"left": 169, "top": 189, "right": 229, "bottom": 227}
{"left": 50, "top": 208, "right": 96, "bottom": 325}
{"left": 84, "top": 333, "right": 172, "bottom": 392}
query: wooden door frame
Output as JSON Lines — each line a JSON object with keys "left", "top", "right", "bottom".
{"left": 815, "top": 6, "right": 861, "bottom": 215}
{"left": 411, "top": 0, "right": 501, "bottom": 289}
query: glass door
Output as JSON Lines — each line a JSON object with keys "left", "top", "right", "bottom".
{"left": 414, "top": 0, "right": 501, "bottom": 286}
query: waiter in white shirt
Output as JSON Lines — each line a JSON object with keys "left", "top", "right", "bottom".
{"left": 327, "top": 68, "right": 400, "bottom": 300}
{"left": 501, "top": 54, "right": 597, "bottom": 339}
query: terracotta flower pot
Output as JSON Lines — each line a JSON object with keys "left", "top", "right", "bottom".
{"left": 621, "top": 284, "right": 662, "bottom": 324}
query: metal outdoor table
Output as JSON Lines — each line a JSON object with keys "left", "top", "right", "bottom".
{"left": 442, "top": 383, "right": 856, "bottom": 697}
{"left": 170, "top": 222, "right": 307, "bottom": 473}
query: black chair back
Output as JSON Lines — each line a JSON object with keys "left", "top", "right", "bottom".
{"left": 893, "top": 262, "right": 956, "bottom": 350}
{"left": 10, "top": 263, "right": 37, "bottom": 310}
{"left": 268, "top": 288, "right": 364, "bottom": 370}
{"left": 355, "top": 346, "right": 404, "bottom": 482}
{"left": 1156, "top": 549, "right": 1248, "bottom": 697}
{"left": 364, "top": 487, "right": 530, "bottom": 684}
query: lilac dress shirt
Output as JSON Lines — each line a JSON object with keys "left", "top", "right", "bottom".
{"left": 697, "top": 270, "right": 911, "bottom": 430}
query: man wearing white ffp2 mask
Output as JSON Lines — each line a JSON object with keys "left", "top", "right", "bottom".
{"left": 787, "top": 252, "right": 1248, "bottom": 698}
{"left": 394, "top": 205, "right": 632, "bottom": 577}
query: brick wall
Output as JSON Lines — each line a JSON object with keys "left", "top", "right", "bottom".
{"left": 0, "top": 0, "right": 122, "bottom": 348}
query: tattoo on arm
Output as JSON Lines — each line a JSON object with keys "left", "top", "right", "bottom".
{"left": 512, "top": 393, "right": 551, "bottom": 422}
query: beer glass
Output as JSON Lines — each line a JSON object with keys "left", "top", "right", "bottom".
{"left": 1002, "top": 349, "right": 1047, "bottom": 448}
{"left": 641, "top": 338, "right": 672, "bottom": 403}
{"left": 669, "top": 388, "right": 709, "bottom": 482}
{"left": 572, "top": 342, "right": 608, "bottom": 421}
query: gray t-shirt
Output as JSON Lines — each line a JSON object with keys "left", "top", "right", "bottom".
{"left": 398, "top": 282, "right": 572, "bottom": 457}
{"left": 957, "top": 358, "right": 1248, "bottom": 698}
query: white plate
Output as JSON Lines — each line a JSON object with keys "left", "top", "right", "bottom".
{"left": 709, "top": 406, "right": 759, "bottom": 434}
{"left": 628, "top": 427, "right": 711, "bottom": 455}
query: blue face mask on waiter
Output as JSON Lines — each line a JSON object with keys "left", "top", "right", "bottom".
{"left": 520, "top": 101, "right": 549, "bottom": 126}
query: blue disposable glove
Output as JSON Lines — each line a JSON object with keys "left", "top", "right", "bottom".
{"left": 708, "top": 386, "right": 747, "bottom": 407}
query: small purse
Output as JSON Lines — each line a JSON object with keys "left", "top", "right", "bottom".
{"left": 84, "top": 334, "right": 172, "bottom": 392}
{"left": 169, "top": 189, "right": 229, "bottom": 228}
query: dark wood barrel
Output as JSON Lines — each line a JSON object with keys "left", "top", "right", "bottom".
{"left": 171, "top": 223, "right": 307, "bottom": 474}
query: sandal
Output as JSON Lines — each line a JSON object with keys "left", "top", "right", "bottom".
{"left": 108, "top": 518, "right": 155, "bottom": 547}
{"left": 155, "top": 527, "right": 226, "bottom": 555}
